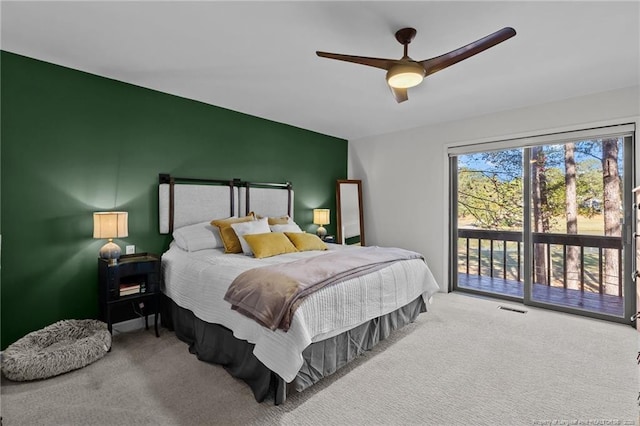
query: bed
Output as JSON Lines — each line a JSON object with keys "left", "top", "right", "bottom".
{"left": 158, "top": 174, "right": 440, "bottom": 404}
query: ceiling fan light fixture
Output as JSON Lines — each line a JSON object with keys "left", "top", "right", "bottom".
{"left": 386, "top": 63, "right": 425, "bottom": 89}
{"left": 317, "top": 26, "right": 516, "bottom": 102}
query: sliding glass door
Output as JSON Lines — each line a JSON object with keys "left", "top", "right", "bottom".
{"left": 450, "top": 126, "right": 635, "bottom": 322}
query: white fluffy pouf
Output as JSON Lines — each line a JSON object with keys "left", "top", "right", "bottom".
{"left": 1, "top": 319, "right": 111, "bottom": 381}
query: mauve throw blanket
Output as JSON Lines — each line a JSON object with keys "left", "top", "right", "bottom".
{"left": 224, "top": 246, "right": 424, "bottom": 331}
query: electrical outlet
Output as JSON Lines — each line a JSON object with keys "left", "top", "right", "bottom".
{"left": 126, "top": 245, "right": 135, "bottom": 254}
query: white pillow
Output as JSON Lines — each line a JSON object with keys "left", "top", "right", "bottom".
{"left": 172, "top": 221, "right": 224, "bottom": 252}
{"left": 231, "top": 217, "right": 272, "bottom": 255}
{"left": 270, "top": 223, "right": 303, "bottom": 233}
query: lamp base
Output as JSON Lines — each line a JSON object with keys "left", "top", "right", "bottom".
{"left": 316, "top": 226, "right": 327, "bottom": 238}
{"left": 99, "top": 240, "right": 122, "bottom": 265}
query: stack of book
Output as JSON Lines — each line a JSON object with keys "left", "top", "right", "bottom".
{"left": 119, "top": 283, "right": 141, "bottom": 297}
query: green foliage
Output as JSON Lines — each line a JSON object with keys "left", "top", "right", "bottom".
{"left": 458, "top": 167, "right": 523, "bottom": 229}
{"left": 576, "top": 159, "right": 604, "bottom": 217}
{"left": 458, "top": 144, "right": 615, "bottom": 230}
{"left": 543, "top": 167, "right": 564, "bottom": 228}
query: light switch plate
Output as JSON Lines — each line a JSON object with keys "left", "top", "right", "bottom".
{"left": 126, "top": 245, "right": 135, "bottom": 254}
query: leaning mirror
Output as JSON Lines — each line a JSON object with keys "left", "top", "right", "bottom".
{"left": 336, "top": 179, "right": 365, "bottom": 246}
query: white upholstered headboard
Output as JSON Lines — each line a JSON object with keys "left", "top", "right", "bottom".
{"left": 238, "top": 183, "right": 294, "bottom": 219}
{"left": 158, "top": 174, "right": 293, "bottom": 234}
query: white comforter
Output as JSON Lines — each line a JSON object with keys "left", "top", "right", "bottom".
{"left": 161, "top": 243, "right": 440, "bottom": 382}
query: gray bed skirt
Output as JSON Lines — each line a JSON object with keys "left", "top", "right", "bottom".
{"left": 162, "top": 295, "right": 426, "bottom": 404}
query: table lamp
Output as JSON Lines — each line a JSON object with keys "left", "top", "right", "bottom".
{"left": 313, "top": 208, "right": 330, "bottom": 238}
{"left": 93, "top": 211, "right": 128, "bottom": 264}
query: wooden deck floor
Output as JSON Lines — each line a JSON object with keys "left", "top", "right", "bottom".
{"left": 457, "top": 273, "right": 625, "bottom": 317}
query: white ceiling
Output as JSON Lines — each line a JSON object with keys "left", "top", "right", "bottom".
{"left": 2, "top": 1, "right": 639, "bottom": 141}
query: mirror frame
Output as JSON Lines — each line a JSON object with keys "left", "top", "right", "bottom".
{"left": 336, "top": 179, "right": 365, "bottom": 246}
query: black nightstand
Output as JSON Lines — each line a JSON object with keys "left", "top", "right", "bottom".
{"left": 98, "top": 253, "right": 161, "bottom": 337}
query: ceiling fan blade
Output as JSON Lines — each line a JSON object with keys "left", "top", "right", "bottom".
{"left": 390, "top": 86, "right": 408, "bottom": 103}
{"left": 316, "top": 51, "right": 397, "bottom": 70}
{"left": 419, "top": 27, "right": 516, "bottom": 77}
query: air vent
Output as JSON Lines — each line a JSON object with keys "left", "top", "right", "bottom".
{"left": 497, "top": 305, "right": 527, "bottom": 314}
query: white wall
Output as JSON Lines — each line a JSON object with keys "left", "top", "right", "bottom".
{"left": 349, "top": 86, "right": 640, "bottom": 291}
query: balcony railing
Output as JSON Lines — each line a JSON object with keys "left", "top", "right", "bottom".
{"left": 458, "top": 228, "right": 623, "bottom": 296}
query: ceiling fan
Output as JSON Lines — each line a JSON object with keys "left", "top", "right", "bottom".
{"left": 316, "top": 27, "right": 516, "bottom": 103}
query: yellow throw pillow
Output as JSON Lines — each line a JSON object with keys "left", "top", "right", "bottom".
{"left": 257, "top": 215, "right": 291, "bottom": 225}
{"left": 243, "top": 232, "right": 298, "bottom": 259}
{"left": 211, "top": 213, "right": 255, "bottom": 253}
{"left": 285, "top": 232, "right": 328, "bottom": 252}
{"left": 268, "top": 216, "right": 290, "bottom": 225}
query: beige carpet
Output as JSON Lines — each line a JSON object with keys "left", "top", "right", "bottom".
{"left": 1, "top": 292, "right": 637, "bottom": 425}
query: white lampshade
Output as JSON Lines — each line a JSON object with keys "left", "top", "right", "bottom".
{"left": 93, "top": 212, "right": 128, "bottom": 263}
{"left": 93, "top": 212, "right": 128, "bottom": 238}
{"left": 313, "top": 208, "right": 330, "bottom": 238}
{"left": 386, "top": 63, "right": 425, "bottom": 89}
{"left": 313, "top": 209, "right": 330, "bottom": 226}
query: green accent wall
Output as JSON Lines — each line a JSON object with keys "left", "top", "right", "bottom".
{"left": 0, "top": 51, "right": 347, "bottom": 349}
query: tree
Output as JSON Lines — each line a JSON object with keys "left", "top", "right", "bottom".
{"left": 564, "top": 143, "right": 579, "bottom": 289}
{"left": 602, "top": 139, "right": 621, "bottom": 294}
{"left": 457, "top": 167, "right": 522, "bottom": 229}
{"left": 576, "top": 158, "right": 604, "bottom": 217}
{"left": 531, "top": 146, "right": 549, "bottom": 285}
